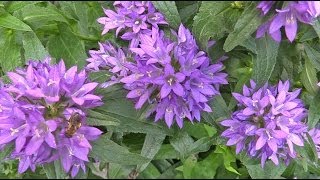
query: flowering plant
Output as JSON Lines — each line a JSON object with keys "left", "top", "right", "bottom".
{"left": 0, "top": 1, "right": 319, "bottom": 179}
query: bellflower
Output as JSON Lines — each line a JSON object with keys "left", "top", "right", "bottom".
{"left": 221, "top": 80, "right": 308, "bottom": 167}
{"left": 0, "top": 57, "right": 103, "bottom": 177}
{"left": 256, "top": 1, "right": 320, "bottom": 42}
{"left": 88, "top": 23, "right": 228, "bottom": 128}
{"left": 97, "top": 1, "right": 167, "bottom": 47}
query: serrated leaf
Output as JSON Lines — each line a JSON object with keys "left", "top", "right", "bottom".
{"left": 42, "top": 160, "right": 69, "bottom": 179}
{"left": 244, "top": 161, "right": 286, "bottom": 179}
{"left": 153, "top": 1, "right": 181, "bottom": 29}
{"left": 22, "top": 32, "right": 48, "bottom": 61}
{"left": 304, "top": 43, "right": 320, "bottom": 71}
{"left": 308, "top": 93, "right": 320, "bottom": 128}
{"left": 137, "top": 134, "right": 166, "bottom": 172}
{"left": 192, "top": 1, "right": 241, "bottom": 49}
{"left": 182, "top": 155, "right": 197, "bottom": 178}
{"left": 252, "top": 35, "right": 279, "bottom": 87}
{"left": 301, "top": 58, "right": 319, "bottom": 95}
{"left": 90, "top": 134, "right": 150, "bottom": 166}
{"left": 223, "top": 2, "right": 263, "bottom": 52}
{"left": 47, "top": 24, "right": 87, "bottom": 68}
{"left": 176, "top": 1, "right": 200, "bottom": 24}
{"left": 0, "top": 10, "right": 32, "bottom": 31}
{"left": 0, "top": 31, "right": 22, "bottom": 73}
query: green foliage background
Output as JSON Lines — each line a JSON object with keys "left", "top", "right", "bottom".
{"left": 0, "top": 1, "right": 320, "bottom": 179}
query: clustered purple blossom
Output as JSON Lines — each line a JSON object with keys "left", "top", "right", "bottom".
{"left": 256, "top": 1, "right": 320, "bottom": 42}
{"left": 97, "top": 1, "right": 167, "bottom": 48}
{"left": 221, "top": 80, "right": 309, "bottom": 167}
{"left": 88, "top": 1, "right": 228, "bottom": 128}
{"left": 0, "top": 57, "right": 103, "bottom": 177}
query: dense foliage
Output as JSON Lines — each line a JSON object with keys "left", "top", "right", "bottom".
{"left": 0, "top": 1, "right": 320, "bottom": 179}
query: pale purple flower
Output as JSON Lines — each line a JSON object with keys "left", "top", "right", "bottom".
{"left": 221, "top": 80, "right": 308, "bottom": 167}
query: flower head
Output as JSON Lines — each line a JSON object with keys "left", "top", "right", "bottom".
{"left": 0, "top": 57, "right": 103, "bottom": 177}
{"left": 88, "top": 23, "right": 228, "bottom": 128}
{"left": 221, "top": 80, "right": 308, "bottom": 167}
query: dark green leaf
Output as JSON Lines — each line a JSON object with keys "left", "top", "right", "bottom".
{"left": 0, "top": 144, "right": 14, "bottom": 162}
{"left": 137, "top": 134, "right": 166, "bottom": 172}
{"left": 252, "top": 35, "right": 279, "bottom": 87}
{"left": 154, "top": 144, "right": 179, "bottom": 160}
{"left": 5, "top": 1, "right": 40, "bottom": 13}
{"left": 223, "top": 2, "right": 263, "bottom": 52}
{"left": 308, "top": 93, "right": 320, "bottom": 128}
{"left": 301, "top": 58, "right": 319, "bottom": 95}
{"left": 153, "top": 1, "right": 181, "bottom": 29}
{"left": 170, "top": 131, "right": 194, "bottom": 160}
{"left": 304, "top": 43, "right": 320, "bottom": 71}
{"left": 244, "top": 161, "right": 286, "bottom": 179}
{"left": 47, "top": 24, "right": 87, "bottom": 68}
{"left": 87, "top": 109, "right": 120, "bottom": 126}
{"left": 192, "top": 1, "right": 241, "bottom": 49}
{"left": 90, "top": 134, "right": 150, "bottom": 165}
{"left": 191, "top": 152, "right": 223, "bottom": 178}
{"left": 312, "top": 17, "right": 320, "bottom": 39}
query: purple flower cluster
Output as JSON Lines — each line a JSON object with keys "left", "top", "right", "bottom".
{"left": 97, "top": 1, "right": 167, "bottom": 48}
{"left": 256, "top": 1, "right": 320, "bottom": 42}
{"left": 88, "top": 1, "right": 228, "bottom": 128}
{"left": 221, "top": 80, "right": 308, "bottom": 167}
{"left": 0, "top": 57, "right": 102, "bottom": 177}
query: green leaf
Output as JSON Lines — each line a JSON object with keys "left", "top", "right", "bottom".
{"left": 192, "top": 1, "right": 241, "bottom": 49}
{"left": 202, "top": 95, "right": 231, "bottom": 126}
{"left": 244, "top": 161, "right": 286, "bottom": 179}
{"left": 86, "top": 109, "right": 120, "bottom": 126}
{"left": 154, "top": 144, "right": 179, "bottom": 160}
{"left": 42, "top": 163, "right": 56, "bottom": 179}
{"left": 5, "top": 1, "right": 40, "bottom": 13}
{"left": 22, "top": 32, "right": 48, "bottom": 61}
{"left": 153, "top": 1, "right": 181, "bottom": 29}
{"left": 301, "top": 58, "right": 319, "bottom": 95}
{"left": 305, "top": 133, "right": 318, "bottom": 163}
{"left": 47, "top": 23, "right": 87, "bottom": 68}
{"left": 191, "top": 152, "right": 223, "bottom": 178}
{"left": 312, "top": 17, "right": 320, "bottom": 39}
{"left": 252, "top": 35, "right": 279, "bottom": 87}
{"left": 94, "top": 88, "right": 174, "bottom": 136}
{"left": 0, "top": 10, "right": 32, "bottom": 31}
{"left": 0, "top": 144, "right": 14, "bottom": 162}
{"left": 170, "top": 131, "right": 194, "bottom": 160}
{"left": 20, "top": 4, "right": 68, "bottom": 25}
{"left": 176, "top": 1, "right": 200, "bottom": 25}
{"left": 223, "top": 2, "right": 263, "bottom": 52}
{"left": 304, "top": 43, "right": 320, "bottom": 71}
{"left": 137, "top": 133, "right": 166, "bottom": 172}
{"left": 214, "top": 145, "right": 240, "bottom": 175}
{"left": 90, "top": 134, "right": 150, "bottom": 166}
{"left": 42, "top": 160, "right": 69, "bottom": 179}
{"left": 182, "top": 155, "right": 197, "bottom": 178}
{"left": 308, "top": 93, "right": 320, "bottom": 128}
{"left": 0, "top": 31, "right": 22, "bottom": 73}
